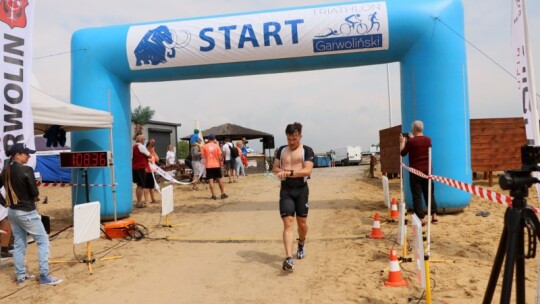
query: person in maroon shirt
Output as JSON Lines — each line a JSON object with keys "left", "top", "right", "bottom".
{"left": 400, "top": 120, "right": 439, "bottom": 224}
{"left": 132, "top": 134, "right": 151, "bottom": 208}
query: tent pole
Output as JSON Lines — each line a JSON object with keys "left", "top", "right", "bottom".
{"left": 108, "top": 89, "right": 117, "bottom": 221}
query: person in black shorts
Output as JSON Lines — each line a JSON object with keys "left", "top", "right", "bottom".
{"left": 273, "top": 122, "right": 314, "bottom": 271}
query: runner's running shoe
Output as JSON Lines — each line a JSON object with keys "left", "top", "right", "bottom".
{"left": 296, "top": 242, "right": 305, "bottom": 259}
{"left": 282, "top": 257, "right": 295, "bottom": 271}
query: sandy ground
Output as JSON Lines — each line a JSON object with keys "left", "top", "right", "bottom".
{"left": 0, "top": 165, "right": 538, "bottom": 303}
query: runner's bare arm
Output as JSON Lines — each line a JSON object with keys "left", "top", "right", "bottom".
{"left": 272, "top": 158, "right": 281, "bottom": 174}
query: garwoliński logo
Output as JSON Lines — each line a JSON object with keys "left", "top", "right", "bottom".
{"left": 313, "top": 12, "right": 383, "bottom": 53}
{"left": 134, "top": 25, "right": 191, "bottom": 66}
{"left": 0, "top": 0, "right": 29, "bottom": 29}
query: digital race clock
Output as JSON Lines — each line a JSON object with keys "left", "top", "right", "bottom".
{"left": 60, "top": 151, "right": 111, "bottom": 168}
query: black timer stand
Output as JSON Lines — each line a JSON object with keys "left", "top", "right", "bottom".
{"left": 80, "top": 168, "right": 90, "bottom": 202}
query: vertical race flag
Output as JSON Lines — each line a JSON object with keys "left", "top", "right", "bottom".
{"left": 512, "top": 1, "right": 540, "bottom": 302}
{"left": 512, "top": 0, "right": 540, "bottom": 201}
{"left": 0, "top": 0, "right": 36, "bottom": 167}
{"left": 513, "top": 0, "right": 540, "bottom": 146}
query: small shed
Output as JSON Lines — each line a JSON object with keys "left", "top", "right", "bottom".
{"left": 132, "top": 120, "right": 182, "bottom": 160}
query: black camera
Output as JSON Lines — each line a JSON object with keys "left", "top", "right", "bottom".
{"left": 402, "top": 132, "right": 410, "bottom": 138}
{"left": 498, "top": 145, "right": 540, "bottom": 197}
{"left": 520, "top": 145, "right": 540, "bottom": 171}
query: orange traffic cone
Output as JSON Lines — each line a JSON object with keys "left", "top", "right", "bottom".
{"left": 390, "top": 198, "right": 399, "bottom": 220}
{"left": 384, "top": 248, "right": 409, "bottom": 287}
{"left": 369, "top": 212, "right": 384, "bottom": 239}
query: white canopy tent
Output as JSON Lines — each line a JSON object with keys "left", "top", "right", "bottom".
{"left": 30, "top": 86, "right": 118, "bottom": 220}
{"left": 31, "top": 86, "right": 113, "bottom": 134}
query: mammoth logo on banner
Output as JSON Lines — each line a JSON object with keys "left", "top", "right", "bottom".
{"left": 0, "top": 0, "right": 35, "bottom": 167}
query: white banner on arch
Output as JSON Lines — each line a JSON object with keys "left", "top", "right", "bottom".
{"left": 127, "top": 2, "right": 388, "bottom": 70}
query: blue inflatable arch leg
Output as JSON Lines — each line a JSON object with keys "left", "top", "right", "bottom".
{"left": 71, "top": 0, "right": 470, "bottom": 218}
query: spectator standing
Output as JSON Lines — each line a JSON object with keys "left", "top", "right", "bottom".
{"left": 400, "top": 120, "right": 439, "bottom": 224}
{"left": 222, "top": 138, "right": 237, "bottom": 183}
{"left": 2, "top": 143, "right": 62, "bottom": 285}
{"left": 144, "top": 139, "right": 160, "bottom": 204}
{"left": 235, "top": 141, "right": 246, "bottom": 177}
{"left": 330, "top": 150, "right": 336, "bottom": 167}
{"left": 241, "top": 138, "right": 249, "bottom": 176}
{"left": 166, "top": 144, "right": 176, "bottom": 166}
{"left": 132, "top": 134, "right": 151, "bottom": 208}
{"left": 201, "top": 134, "right": 228, "bottom": 200}
{"left": 190, "top": 129, "right": 200, "bottom": 145}
{"left": 241, "top": 138, "right": 248, "bottom": 156}
{"left": 132, "top": 124, "right": 143, "bottom": 141}
{"left": 191, "top": 137, "right": 203, "bottom": 190}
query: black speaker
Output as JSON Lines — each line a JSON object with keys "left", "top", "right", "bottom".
{"left": 263, "top": 137, "right": 275, "bottom": 149}
{"left": 41, "top": 215, "right": 51, "bottom": 234}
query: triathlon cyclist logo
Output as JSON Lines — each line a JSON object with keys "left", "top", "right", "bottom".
{"left": 313, "top": 12, "right": 384, "bottom": 53}
{"left": 316, "top": 13, "right": 380, "bottom": 38}
{"left": 0, "top": 0, "right": 29, "bottom": 29}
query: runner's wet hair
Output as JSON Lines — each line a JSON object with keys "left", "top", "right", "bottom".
{"left": 285, "top": 122, "right": 302, "bottom": 135}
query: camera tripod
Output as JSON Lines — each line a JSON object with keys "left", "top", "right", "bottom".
{"left": 483, "top": 170, "right": 540, "bottom": 304}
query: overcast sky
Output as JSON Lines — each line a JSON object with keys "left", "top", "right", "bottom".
{"left": 31, "top": 0, "right": 540, "bottom": 153}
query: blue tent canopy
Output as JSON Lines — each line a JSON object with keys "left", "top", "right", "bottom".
{"left": 34, "top": 136, "right": 71, "bottom": 183}
{"left": 36, "top": 155, "right": 71, "bottom": 183}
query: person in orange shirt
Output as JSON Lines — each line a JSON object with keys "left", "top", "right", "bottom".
{"left": 201, "top": 134, "right": 228, "bottom": 200}
{"left": 144, "top": 139, "right": 160, "bottom": 204}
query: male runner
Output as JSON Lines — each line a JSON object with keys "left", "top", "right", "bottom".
{"left": 273, "top": 122, "right": 314, "bottom": 271}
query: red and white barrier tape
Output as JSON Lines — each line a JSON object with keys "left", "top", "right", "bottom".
{"left": 430, "top": 175, "right": 512, "bottom": 207}
{"left": 150, "top": 163, "right": 195, "bottom": 185}
{"left": 36, "top": 161, "right": 199, "bottom": 188}
{"left": 403, "top": 165, "right": 429, "bottom": 180}
{"left": 36, "top": 181, "right": 117, "bottom": 187}
{"left": 401, "top": 163, "right": 540, "bottom": 213}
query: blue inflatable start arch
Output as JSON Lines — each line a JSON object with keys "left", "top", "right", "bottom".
{"left": 71, "top": 0, "right": 471, "bottom": 218}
